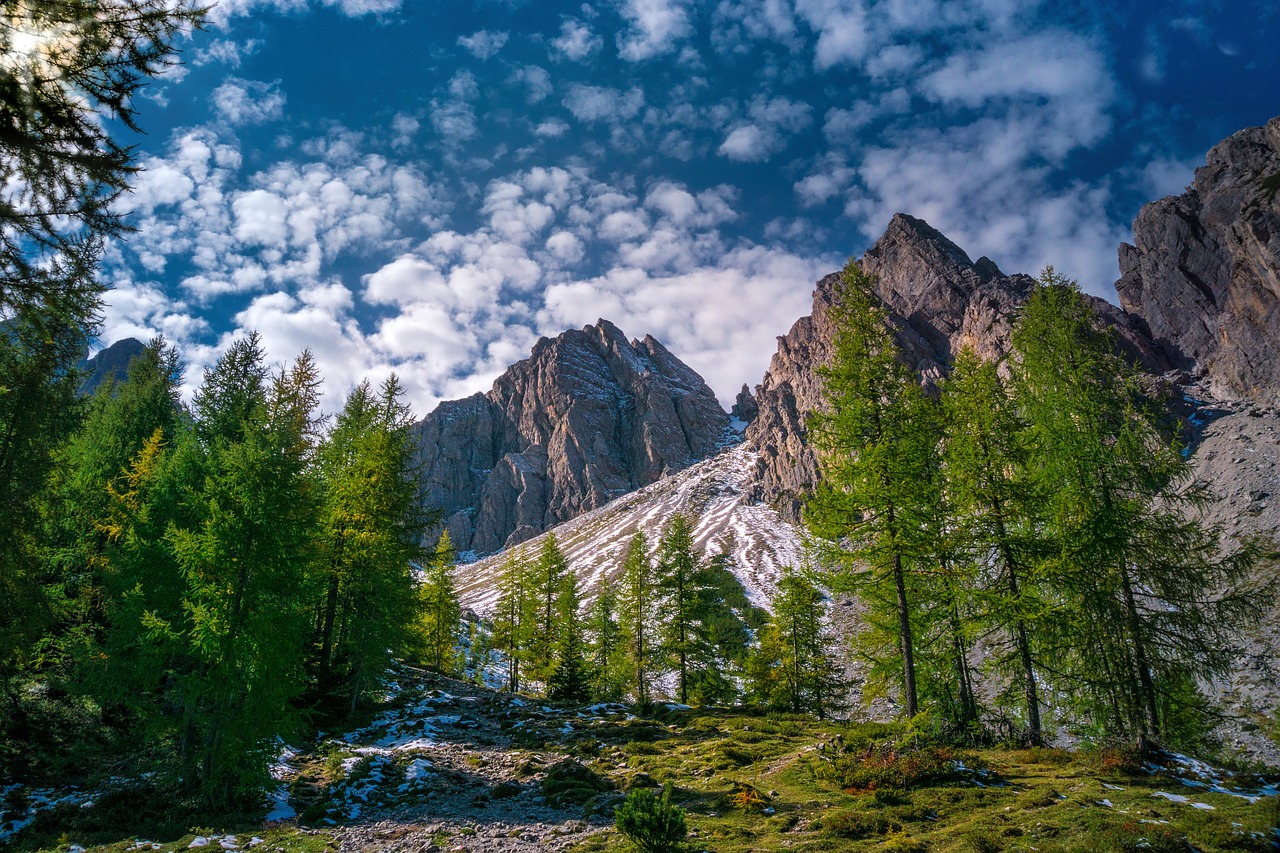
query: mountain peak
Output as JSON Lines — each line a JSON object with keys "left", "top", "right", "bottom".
{"left": 414, "top": 321, "right": 729, "bottom": 554}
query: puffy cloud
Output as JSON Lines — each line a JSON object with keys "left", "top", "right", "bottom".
{"left": 510, "top": 65, "right": 553, "bottom": 104}
{"left": 193, "top": 38, "right": 261, "bottom": 68}
{"left": 551, "top": 18, "right": 602, "bottom": 61}
{"left": 233, "top": 189, "right": 290, "bottom": 247}
{"left": 616, "top": 0, "right": 693, "bottom": 61}
{"left": 718, "top": 124, "right": 772, "bottom": 161}
{"left": 212, "top": 78, "right": 286, "bottom": 126}
{"left": 563, "top": 84, "right": 645, "bottom": 123}
{"left": 391, "top": 113, "right": 419, "bottom": 148}
{"left": 458, "top": 29, "right": 509, "bottom": 59}
{"left": 534, "top": 118, "right": 570, "bottom": 138}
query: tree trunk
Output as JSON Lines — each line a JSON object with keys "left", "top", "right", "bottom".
{"left": 1120, "top": 565, "right": 1160, "bottom": 739}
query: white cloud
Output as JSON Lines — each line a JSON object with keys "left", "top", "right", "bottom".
{"left": 458, "top": 30, "right": 510, "bottom": 59}
{"left": 194, "top": 38, "right": 262, "bottom": 68}
{"left": 534, "top": 118, "right": 570, "bottom": 138}
{"left": 212, "top": 78, "right": 286, "bottom": 126}
{"left": 552, "top": 18, "right": 603, "bottom": 61}
{"left": 718, "top": 124, "right": 773, "bottom": 161}
{"left": 563, "top": 84, "right": 645, "bottom": 122}
{"left": 616, "top": 0, "right": 693, "bottom": 61}
{"left": 510, "top": 65, "right": 553, "bottom": 104}
{"left": 391, "top": 113, "right": 419, "bottom": 147}
{"left": 232, "top": 189, "right": 290, "bottom": 248}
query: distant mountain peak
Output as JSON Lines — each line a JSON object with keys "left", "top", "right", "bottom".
{"left": 414, "top": 320, "right": 730, "bottom": 554}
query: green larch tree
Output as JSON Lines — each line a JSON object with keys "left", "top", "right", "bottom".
{"left": 940, "top": 346, "right": 1047, "bottom": 744}
{"left": 547, "top": 569, "right": 591, "bottom": 703}
{"left": 805, "top": 259, "right": 942, "bottom": 719}
{"left": 749, "top": 566, "right": 846, "bottom": 718}
{"left": 417, "top": 530, "right": 462, "bottom": 675}
{"left": 529, "top": 533, "right": 568, "bottom": 684}
{"left": 617, "top": 531, "right": 657, "bottom": 705}
{"left": 312, "top": 375, "right": 426, "bottom": 712}
{"left": 492, "top": 547, "right": 534, "bottom": 693}
{"left": 587, "top": 581, "right": 623, "bottom": 701}
{"left": 1012, "top": 269, "right": 1264, "bottom": 744}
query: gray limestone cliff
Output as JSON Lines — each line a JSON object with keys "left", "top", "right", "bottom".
{"left": 1116, "top": 116, "right": 1280, "bottom": 405}
{"left": 413, "top": 319, "right": 730, "bottom": 554}
{"left": 744, "top": 213, "right": 1166, "bottom": 521}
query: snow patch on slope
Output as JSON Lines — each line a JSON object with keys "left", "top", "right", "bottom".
{"left": 454, "top": 442, "right": 808, "bottom": 615}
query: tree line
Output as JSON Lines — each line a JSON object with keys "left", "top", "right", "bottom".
{"left": 2, "top": 334, "right": 460, "bottom": 805}
{"left": 485, "top": 515, "right": 849, "bottom": 718}
{"left": 806, "top": 260, "right": 1266, "bottom": 748}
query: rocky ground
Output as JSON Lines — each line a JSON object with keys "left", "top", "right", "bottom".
{"left": 281, "top": 670, "right": 629, "bottom": 853}
{"left": 1182, "top": 394, "right": 1280, "bottom": 767}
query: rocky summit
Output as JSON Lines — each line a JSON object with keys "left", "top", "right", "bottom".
{"left": 1118, "top": 116, "right": 1280, "bottom": 405}
{"left": 742, "top": 213, "right": 1169, "bottom": 522}
{"left": 412, "top": 319, "right": 730, "bottom": 555}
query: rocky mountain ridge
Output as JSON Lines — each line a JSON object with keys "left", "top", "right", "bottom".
{"left": 742, "top": 213, "right": 1173, "bottom": 521}
{"left": 1117, "top": 115, "right": 1280, "bottom": 405}
{"left": 412, "top": 319, "right": 730, "bottom": 554}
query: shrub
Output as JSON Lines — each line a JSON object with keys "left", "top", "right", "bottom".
{"left": 725, "top": 780, "right": 769, "bottom": 812}
{"left": 821, "top": 808, "right": 903, "bottom": 839}
{"left": 615, "top": 783, "right": 687, "bottom": 853}
{"left": 818, "top": 742, "right": 967, "bottom": 792}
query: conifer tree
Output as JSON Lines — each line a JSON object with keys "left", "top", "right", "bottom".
{"left": 617, "top": 531, "right": 656, "bottom": 705}
{"left": 529, "top": 533, "right": 568, "bottom": 683}
{"left": 182, "top": 343, "right": 322, "bottom": 801}
{"left": 749, "top": 567, "right": 846, "bottom": 718}
{"left": 1012, "top": 269, "right": 1263, "bottom": 743}
{"left": 418, "top": 531, "right": 462, "bottom": 675}
{"left": 940, "top": 347, "right": 1046, "bottom": 743}
{"left": 656, "top": 515, "right": 700, "bottom": 704}
{"left": 39, "top": 339, "right": 184, "bottom": 665}
{"left": 312, "top": 375, "right": 426, "bottom": 711}
{"left": 587, "top": 582, "right": 623, "bottom": 701}
{"left": 805, "top": 259, "right": 941, "bottom": 718}
{"left": 548, "top": 570, "right": 591, "bottom": 703}
{"left": 493, "top": 547, "right": 534, "bottom": 693}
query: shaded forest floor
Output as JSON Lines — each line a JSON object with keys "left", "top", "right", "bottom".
{"left": 3, "top": 666, "right": 1279, "bottom": 852}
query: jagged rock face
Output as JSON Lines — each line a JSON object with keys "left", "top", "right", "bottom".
{"left": 730, "top": 383, "right": 758, "bottom": 424}
{"left": 744, "top": 213, "right": 1167, "bottom": 521}
{"left": 1117, "top": 116, "right": 1280, "bottom": 405}
{"left": 413, "top": 319, "right": 729, "bottom": 554}
{"left": 80, "top": 337, "right": 146, "bottom": 394}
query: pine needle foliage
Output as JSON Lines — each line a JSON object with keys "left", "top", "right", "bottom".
{"left": 805, "top": 259, "right": 942, "bottom": 719}
{"left": 1011, "top": 269, "right": 1266, "bottom": 744}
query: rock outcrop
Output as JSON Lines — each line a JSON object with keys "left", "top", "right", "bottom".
{"left": 80, "top": 337, "right": 146, "bottom": 394}
{"left": 1116, "top": 116, "right": 1280, "bottom": 405}
{"left": 413, "top": 319, "right": 730, "bottom": 554}
{"left": 744, "top": 213, "right": 1167, "bottom": 521}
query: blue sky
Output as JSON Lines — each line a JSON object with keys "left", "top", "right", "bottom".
{"left": 101, "top": 0, "right": 1280, "bottom": 415}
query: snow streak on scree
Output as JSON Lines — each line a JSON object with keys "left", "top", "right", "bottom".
{"left": 454, "top": 441, "right": 809, "bottom": 616}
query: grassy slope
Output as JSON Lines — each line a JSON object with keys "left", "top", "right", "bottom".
{"left": 4, "top": 671, "right": 1278, "bottom": 852}
{"left": 562, "top": 709, "right": 1279, "bottom": 853}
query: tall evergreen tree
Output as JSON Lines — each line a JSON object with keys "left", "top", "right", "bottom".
{"left": 547, "top": 570, "right": 591, "bottom": 703}
{"left": 417, "top": 531, "right": 462, "bottom": 675}
{"left": 805, "top": 259, "right": 941, "bottom": 719}
{"left": 529, "top": 533, "right": 568, "bottom": 684}
{"left": 748, "top": 567, "right": 846, "bottom": 718}
{"left": 312, "top": 375, "right": 426, "bottom": 711}
{"left": 587, "top": 581, "right": 623, "bottom": 701}
{"left": 493, "top": 547, "right": 534, "bottom": 693}
{"left": 1012, "top": 269, "right": 1263, "bottom": 743}
{"left": 940, "top": 347, "right": 1046, "bottom": 743}
{"left": 617, "top": 531, "right": 656, "bottom": 705}
{"left": 165, "top": 339, "right": 322, "bottom": 803}
{"left": 40, "top": 339, "right": 184, "bottom": 672}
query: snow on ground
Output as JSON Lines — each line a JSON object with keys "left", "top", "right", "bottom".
{"left": 455, "top": 442, "right": 808, "bottom": 616}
